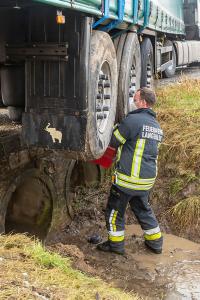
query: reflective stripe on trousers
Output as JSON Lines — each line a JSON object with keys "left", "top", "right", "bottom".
{"left": 105, "top": 185, "right": 163, "bottom": 251}
{"left": 108, "top": 209, "right": 125, "bottom": 242}
{"left": 144, "top": 226, "right": 162, "bottom": 241}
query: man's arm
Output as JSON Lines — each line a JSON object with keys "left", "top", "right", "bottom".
{"left": 110, "top": 118, "right": 130, "bottom": 149}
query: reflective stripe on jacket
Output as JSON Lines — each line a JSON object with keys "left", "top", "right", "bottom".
{"left": 110, "top": 108, "right": 163, "bottom": 192}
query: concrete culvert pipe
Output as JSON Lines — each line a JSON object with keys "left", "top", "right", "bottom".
{"left": 4, "top": 169, "right": 54, "bottom": 240}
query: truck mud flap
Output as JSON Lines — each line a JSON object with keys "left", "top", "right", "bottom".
{"left": 22, "top": 112, "right": 86, "bottom": 151}
{"left": 15, "top": 7, "right": 91, "bottom": 152}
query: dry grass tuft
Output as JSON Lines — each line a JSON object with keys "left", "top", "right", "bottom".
{"left": 0, "top": 233, "right": 33, "bottom": 249}
{"left": 165, "top": 196, "right": 200, "bottom": 231}
{"left": 156, "top": 77, "right": 200, "bottom": 173}
{"left": 155, "top": 77, "right": 200, "bottom": 234}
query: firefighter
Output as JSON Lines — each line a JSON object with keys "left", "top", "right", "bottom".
{"left": 97, "top": 87, "right": 163, "bottom": 255}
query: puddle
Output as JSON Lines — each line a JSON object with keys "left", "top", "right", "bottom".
{"left": 54, "top": 218, "right": 200, "bottom": 299}
{"left": 165, "top": 260, "right": 200, "bottom": 299}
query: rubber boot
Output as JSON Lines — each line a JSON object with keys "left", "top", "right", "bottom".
{"left": 145, "top": 236, "right": 163, "bottom": 254}
{"left": 97, "top": 240, "right": 125, "bottom": 255}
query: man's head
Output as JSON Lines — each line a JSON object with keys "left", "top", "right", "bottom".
{"left": 134, "top": 87, "right": 156, "bottom": 109}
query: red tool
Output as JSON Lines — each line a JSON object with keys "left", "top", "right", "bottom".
{"left": 91, "top": 146, "right": 117, "bottom": 169}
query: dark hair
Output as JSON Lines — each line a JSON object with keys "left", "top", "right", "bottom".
{"left": 139, "top": 87, "right": 156, "bottom": 106}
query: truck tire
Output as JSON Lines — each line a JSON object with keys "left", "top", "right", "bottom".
{"left": 0, "top": 98, "right": 3, "bottom": 107}
{"left": 117, "top": 32, "right": 141, "bottom": 121}
{"left": 162, "top": 40, "right": 176, "bottom": 78}
{"left": 1, "top": 65, "right": 25, "bottom": 107}
{"left": 140, "top": 38, "right": 154, "bottom": 88}
{"left": 86, "top": 30, "right": 118, "bottom": 159}
{"left": 114, "top": 33, "right": 127, "bottom": 70}
{"left": 8, "top": 106, "right": 23, "bottom": 122}
{"left": 0, "top": 79, "right": 4, "bottom": 107}
{"left": 4, "top": 169, "right": 54, "bottom": 240}
{"left": 64, "top": 160, "right": 102, "bottom": 219}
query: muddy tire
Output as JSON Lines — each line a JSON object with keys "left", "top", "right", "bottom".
{"left": 140, "top": 38, "right": 154, "bottom": 88}
{"left": 0, "top": 98, "right": 3, "bottom": 107}
{"left": 114, "top": 33, "right": 127, "bottom": 70}
{"left": 86, "top": 30, "right": 118, "bottom": 159}
{"left": 0, "top": 78, "right": 4, "bottom": 107}
{"left": 1, "top": 65, "right": 25, "bottom": 107}
{"left": 117, "top": 32, "right": 141, "bottom": 121}
{"left": 0, "top": 97, "right": 4, "bottom": 107}
{"left": 162, "top": 40, "right": 176, "bottom": 78}
{"left": 3, "top": 168, "right": 54, "bottom": 240}
{"left": 64, "top": 160, "right": 102, "bottom": 219}
{"left": 8, "top": 106, "right": 23, "bottom": 122}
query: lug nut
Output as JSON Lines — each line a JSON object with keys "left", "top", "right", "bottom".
{"left": 99, "top": 74, "right": 108, "bottom": 80}
{"left": 96, "top": 94, "right": 102, "bottom": 99}
{"left": 104, "top": 95, "right": 111, "bottom": 99}
{"left": 97, "top": 113, "right": 104, "bottom": 120}
{"left": 103, "top": 105, "right": 110, "bottom": 111}
{"left": 97, "top": 113, "right": 107, "bottom": 120}
{"left": 104, "top": 82, "right": 111, "bottom": 88}
{"left": 96, "top": 105, "right": 102, "bottom": 112}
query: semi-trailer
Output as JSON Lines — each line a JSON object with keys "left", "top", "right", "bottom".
{"left": 0, "top": 0, "right": 199, "bottom": 238}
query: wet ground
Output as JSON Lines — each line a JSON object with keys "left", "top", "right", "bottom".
{"left": 0, "top": 108, "right": 21, "bottom": 136}
{"left": 49, "top": 214, "right": 200, "bottom": 300}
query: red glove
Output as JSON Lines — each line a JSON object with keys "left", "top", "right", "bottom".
{"left": 91, "top": 146, "right": 117, "bottom": 169}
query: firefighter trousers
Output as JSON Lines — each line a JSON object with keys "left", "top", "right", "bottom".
{"left": 105, "top": 185, "right": 163, "bottom": 252}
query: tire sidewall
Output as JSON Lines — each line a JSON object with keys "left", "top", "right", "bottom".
{"left": 1, "top": 65, "right": 25, "bottom": 107}
{"left": 118, "top": 33, "right": 141, "bottom": 120}
{"left": 140, "top": 38, "right": 154, "bottom": 88}
{"left": 87, "top": 31, "right": 117, "bottom": 158}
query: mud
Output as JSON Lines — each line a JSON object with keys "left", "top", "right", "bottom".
{"left": 49, "top": 206, "right": 200, "bottom": 300}
{"left": 0, "top": 108, "right": 21, "bottom": 136}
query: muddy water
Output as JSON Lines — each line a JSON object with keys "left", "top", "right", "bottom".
{"left": 165, "top": 261, "right": 200, "bottom": 299}
{"left": 56, "top": 221, "right": 200, "bottom": 299}
{"left": 126, "top": 225, "right": 200, "bottom": 299}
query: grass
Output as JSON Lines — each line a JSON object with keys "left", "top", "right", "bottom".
{"left": 155, "top": 77, "right": 200, "bottom": 173}
{"left": 0, "top": 234, "right": 140, "bottom": 300}
{"left": 169, "top": 178, "right": 184, "bottom": 196}
{"left": 155, "top": 77, "right": 200, "bottom": 234}
{"left": 165, "top": 196, "right": 200, "bottom": 231}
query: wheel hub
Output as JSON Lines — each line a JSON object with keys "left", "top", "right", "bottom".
{"left": 96, "top": 62, "right": 112, "bottom": 134}
{"left": 128, "top": 64, "right": 137, "bottom": 111}
{"left": 146, "top": 63, "right": 153, "bottom": 88}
